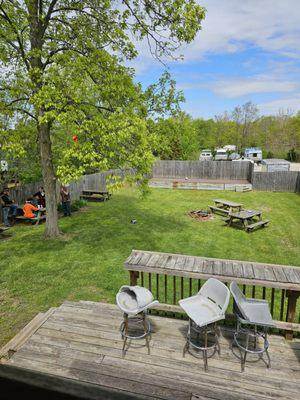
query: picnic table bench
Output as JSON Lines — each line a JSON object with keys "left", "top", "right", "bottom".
{"left": 225, "top": 209, "right": 269, "bottom": 232}
{"left": 0, "top": 226, "right": 10, "bottom": 234}
{"left": 125, "top": 249, "right": 300, "bottom": 339}
{"left": 80, "top": 190, "right": 111, "bottom": 202}
{"left": 15, "top": 208, "right": 46, "bottom": 226}
{"left": 209, "top": 198, "right": 243, "bottom": 215}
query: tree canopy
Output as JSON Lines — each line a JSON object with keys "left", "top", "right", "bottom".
{"left": 152, "top": 105, "right": 300, "bottom": 161}
{"left": 0, "top": 0, "right": 205, "bottom": 237}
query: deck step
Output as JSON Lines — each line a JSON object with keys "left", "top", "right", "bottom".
{"left": 246, "top": 220, "right": 270, "bottom": 232}
{"left": 0, "top": 308, "right": 56, "bottom": 360}
{"left": 235, "top": 185, "right": 252, "bottom": 192}
{"left": 208, "top": 206, "right": 229, "bottom": 214}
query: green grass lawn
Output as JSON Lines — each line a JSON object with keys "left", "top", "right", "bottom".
{"left": 0, "top": 187, "right": 299, "bottom": 347}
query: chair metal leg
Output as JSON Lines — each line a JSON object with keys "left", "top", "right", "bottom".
{"left": 142, "top": 312, "right": 150, "bottom": 355}
{"left": 242, "top": 332, "right": 249, "bottom": 372}
{"left": 254, "top": 325, "right": 257, "bottom": 350}
{"left": 183, "top": 340, "right": 189, "bottom": 357}
{"left": 215, "top": 323, "right": 221, "bottom": 355}
{"left": 204, "top": 327, "right": 208, "bottom": 371}
{"left": 183, "top": 319, "right": 191, "bottom": 357}
{"left": 264, "top": 328, "right": 271, "bottom": 368}
{"left": 122, "top": 313, "right": 128, "bottom": 357}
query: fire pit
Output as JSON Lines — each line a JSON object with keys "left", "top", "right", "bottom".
{"left": 188, "top": 210, "right": 214, "bottom": 221}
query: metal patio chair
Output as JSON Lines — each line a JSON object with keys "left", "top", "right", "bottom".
{"left": 116, "top": 285, "right": 159, "bottom": 356}
{"left": 179, "top": 278, "right": 230, "bottom": 371}
{"left": 230, "top": 281, "right": 275, "bottom": 371}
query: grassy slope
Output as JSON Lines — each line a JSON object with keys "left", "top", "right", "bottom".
{"left": 0, "top": 188, "right": 299, "bottom": 346}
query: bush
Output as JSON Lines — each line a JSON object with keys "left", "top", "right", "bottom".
{"left": 71, "top": 199, "right": 87, "bottom": 211}
{"left": 57, "top": 199, "right": 87, "bottom": 212}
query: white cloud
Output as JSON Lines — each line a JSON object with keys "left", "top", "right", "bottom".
{"left": 258, "top": 95, "right": 300, "bottom": 114}
{"left": 130, "top": 0, "right": 300, "bottom": 75}
{"left": 182, "top": 0, "right": 300, "bottom": 61}
{"left": 212, "top": 77, "right": 298, "bottom": 98}
{"left": 127, "top": 0, "right": 300, "bottom": 116}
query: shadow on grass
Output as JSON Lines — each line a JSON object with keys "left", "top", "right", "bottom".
{"left": 28, "top": 194, "right": 191, "bottom": 256}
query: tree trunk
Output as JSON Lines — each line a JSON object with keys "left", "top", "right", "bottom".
{"left": 38, "top": 120, "right": 60, "bottom": 238}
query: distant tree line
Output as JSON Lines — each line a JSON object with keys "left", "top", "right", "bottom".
{"left": 1, "top": 101, "right": 300, "bottom": 188}
{"left": 152, "top": 102, "right": 300, "bottom": 161}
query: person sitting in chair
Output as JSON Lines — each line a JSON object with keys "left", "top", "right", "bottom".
{"left": 23, "top": 198, "right": 39, "bottom": 220}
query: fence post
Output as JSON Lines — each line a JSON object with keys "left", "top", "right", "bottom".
{"left": 285, "top": 290, "right": 300, "bottom": 340}
{"left": 129, "top": 271, "right": 139, "bottom": 286}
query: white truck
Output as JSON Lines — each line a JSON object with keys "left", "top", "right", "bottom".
{"left": 214, "top": 148, "right": 228, "bottom": 161}
{"left": 199, "top": 149, "right": 213, "bottom": 161}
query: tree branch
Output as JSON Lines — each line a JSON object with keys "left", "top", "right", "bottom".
{"left": 9, "top": 107, "right": 37, "bottom": 120}
{"left": 0, "top": 4, "right": 30, "bottom": 70}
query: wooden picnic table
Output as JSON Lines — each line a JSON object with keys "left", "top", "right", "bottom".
{"left": 209, "top": 198, "right": 243, "bottom": 215}
{"left": 226, "top": 209, "right": 269, "bottom": 232}
{"left": 15, "top": 207, "right": 46, "bottom": 226}
{"left": 80, "top": 189, "right": 111, "bottom": 202}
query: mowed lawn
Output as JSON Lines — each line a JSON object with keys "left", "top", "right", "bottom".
{"left": 0, "top": 187, "right": 299, "bottom": 347}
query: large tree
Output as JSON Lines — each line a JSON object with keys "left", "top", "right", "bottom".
{"left": 0, "top": 1, "right": 205, "bottom": 237}
{"left": 231, "top": 101, "right": 259, "bottom": 151}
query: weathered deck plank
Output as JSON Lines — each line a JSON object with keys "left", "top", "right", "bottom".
{"left": 3, "top": 302, "right": 300, "bottom": 400}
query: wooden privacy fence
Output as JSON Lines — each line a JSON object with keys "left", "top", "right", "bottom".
{"left": 152, "top": 160, "right": 253, "bottom": 181}
{"left": 125, "top": 250, "right": 300, "bottom": 339}
{"left": 252, "top": 171, "right": 300, "bottom": 193}
{"left": 3, "top": 168, "right": 131, "bottom": 204}
{"left": 0, "top": 169, "right": 132, "bottom": 222}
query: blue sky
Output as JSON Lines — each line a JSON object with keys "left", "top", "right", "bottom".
{"left": 131, "top": 0, "right": 300, "bottom": 119}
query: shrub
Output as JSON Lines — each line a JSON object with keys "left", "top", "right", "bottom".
{"left": 57, "top": 199, "right": 87, "bottom": 212}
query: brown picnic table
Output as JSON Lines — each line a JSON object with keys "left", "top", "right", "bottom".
{"left": 209, "top": 198, "right": 243, "bottom": 215}
{"left": 80, "top": 189, "right": 111, "bottom": 202}
{"left": 226, "top": 209, "right": 269, "bottom": 232}
{"left": 15, "top": 207, "right": 46, "bottom": 226}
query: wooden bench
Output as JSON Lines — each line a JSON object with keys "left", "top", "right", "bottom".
{"left": 209, "top": 199, "right": 243, "bottom": 216}
{"left": 15, "top": 215, "right": 46, "bottom": 225}
{"left": 80, "top": 190, "right": 111, "bottom": 202}
{"left": 208, "top": 205, "right": 229, "bottom": 214}
{"left": 124, "top": 250, "right": 300, "bottom": 339}
{"left": 246, "top": 219, "right": 270, "bottom": 232}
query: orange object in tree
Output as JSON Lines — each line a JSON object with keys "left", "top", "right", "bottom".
{"left": 23, "top": 203, "right": 39, "bottom": 218}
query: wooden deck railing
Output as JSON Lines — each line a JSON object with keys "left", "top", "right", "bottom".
{"left": 124, "top": 250, "right": 300, "bottom": 339}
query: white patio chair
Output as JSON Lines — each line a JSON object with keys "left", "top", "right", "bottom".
{"left": 116, "top": 285, "right": 159, "bottom": 356}
{"left": 179, "top": 278, "right": 230, "bottom": 371}
{"left": 230, "top": 281, "right": 275, "bottom": 371}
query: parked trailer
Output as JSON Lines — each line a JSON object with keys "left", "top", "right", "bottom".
{"left": 244, "top": 147, "right": 262, "bottom": 163}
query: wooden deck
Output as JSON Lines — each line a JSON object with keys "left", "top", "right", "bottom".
{"left": 1, "top": 301, "right": 299, "bottom": 400}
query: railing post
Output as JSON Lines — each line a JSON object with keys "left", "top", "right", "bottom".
{"left": 285, "top": 290, "right": 300, "bottom": 340}
{"left": 129, "top": 271, "right": 139, "bottom": 286}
